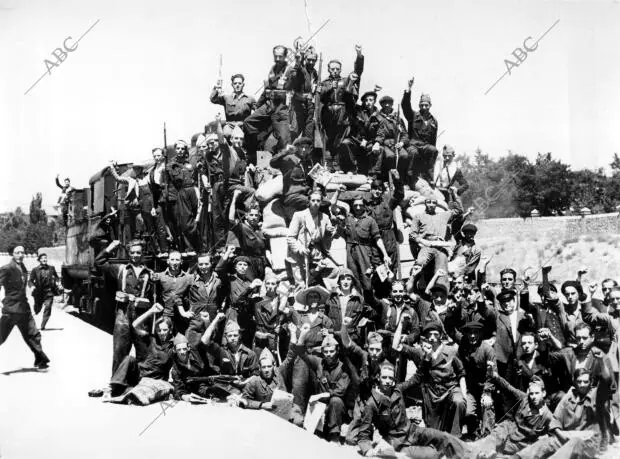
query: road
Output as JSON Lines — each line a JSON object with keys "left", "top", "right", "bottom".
{"left": 0, "top": 305, "right": 360, "bottom": 459}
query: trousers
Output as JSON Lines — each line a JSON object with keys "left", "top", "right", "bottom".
{"left": 0, "top": 311, "right": 49, "bottom": 365}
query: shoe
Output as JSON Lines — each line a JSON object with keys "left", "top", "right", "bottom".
{"left": 35, "top": 361, "right": 50, "bottom": 370}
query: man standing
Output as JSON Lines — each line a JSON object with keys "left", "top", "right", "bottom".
{"left": 152, "top": 251, "right": 192, "bottom": 334}
{"left": 0, "top": 245, "right": 50, "bottom": 369}
{"left": 95, "top": 240, "right": 153, "bottom": 375}
{"left": 401, "top": 78, "right": 439, "bottom": 183}
{"left": 291, "top": 48, "right": 319, "bottom": 141}
{"left": 210, "top": 73, "right": 257, "bottom": 135}
{"left": 319, "top": 45, "right": 364, "bottom": 172}
{"left": 29, "top": 253, "right": 60, "bottom": 330}
{"left": 244, "top": 45, "right": 302, "bottom": 165}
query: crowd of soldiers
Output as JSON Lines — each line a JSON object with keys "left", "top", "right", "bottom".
{"left": 4, "top": 42, "right": 617, "bottom": 458}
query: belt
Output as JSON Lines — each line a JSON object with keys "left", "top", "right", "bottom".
{"left": 349, "top": 239, "right": 374, "bottom": 247}
{"left": 293, "top": 92, "right": 313, "bottom": 102}
{"left": 328, "top": 102, "right": 346, "bottom": 107}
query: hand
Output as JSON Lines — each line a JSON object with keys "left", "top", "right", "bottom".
{"left": 360, "top": 139, "right": 367, "bottom": 148}
{"left": 592, "top": 347, "right": 604, "bottom": 358}
{"left": 390, "top": 169, "right": 400, "bottom": 181}
{"left": 180, "top": 309, "right": 195, "bottom": 319}
{"left": 261, "top": 402, "right": 274, "bottom": 410}
{"left": 343, "top": 316, "right": 353, "bottom": 327}
{"left": 421, "top": 341, "right": 433, "bottom": 356}
{"left": 486, "top": 361, "right": 498, "bottom": 379}
{"left": 372, "top": 142, "right": 381, "bottom": 152}
{"left": 383, "top": 255, "right": 391, "bottom": 266}
{"left": 321, "top": 328, "right": 329, "bottom": 337}
{"left": 588, "top": 282, "right": 598, "bottom": 295}
{"left": 288, "top": 323, "right": 298, "bottom": 335}
{"left": 481, "top": 283, "right": 490, "bottom": 292}
{"left": 349, "top": 73, "right": 359, "bottom": 82}
{"left": 215, "top": 113, "right": 222, "bottom": 123}
{"left": 407, "top": 77, "right": 415, "bottom": 90}
{"left": 355, "top": 44, "right": 362, "bottom": 54}
{"left": 216, "top": 79, "right": 223, "bottom": 89}
{"left": 212, "top": 312, "right": 225, "bottom": 324}
{"left": 537, "top": 328, "right": 550, "bottom": 341}
{"left": 151, "top": 303, "right": 164, "bottom": 314}
{"left": 150, "top": 208, "right": 158, "bottom": 217}
{"left": 435, "top": 268, "right": 447, "bottom": 277}
{"left": 411, "top": 265, "right": 423, "bottom": 276}
{"left": 578, "top": 266, "right": 589, "bottom": 276}
{"left": 233, "top": 189, "right": 242, "bottom": 198}
{"left": 251, "top": 279, "right": 263, "bottom": 289}
{"left": 395, "top": 142, "right": 404, "bottom": 150}
{"left": 107, "top": 240, "right": 121, "bottom": 252}
{"left": 481, "top": 394, "right": 493, "bottom": 409}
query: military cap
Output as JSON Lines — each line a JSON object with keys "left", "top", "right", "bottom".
{"left": 224, "top": 321, "right": 241, "bottom": 335}
{"left": 496, "top": 289, "right": 517, "bottom": 303}
{"left": 196, "top": 134, "right": 207, "bottom": 147}
{"left": 422, "top": 322, "right": 443, "bottom": 336}
{"left": 231, "top": 126, "right": 244, "bottom": 138}
{"left": 259, "top": 348, "right": 275, "bottom": 363}
{"left": 461, "top": 223, "right": 478, "bottom": 234}
{"left": 419, "top": 93, "right": 432, "bottom": 104}
{"left": 367, "top": 332, "right": 383, "bottom": 345}
{"left": 205, "top": 133, "right": 218, "bottom": 143}
{"left": 379, "top": 95, "right": 394, "bottom": 105}
{"left": 430, "top": 282, "right": 449, "bottom": 296}
{"left": 293, "top": 136, "right": 313, "bottom": 147}
{"left": 173, "top": 334, "right": 188, "bottom": 347}
{"left": 361, "top": 91, "right": 377, "bottom": 101}
{"left": 233, "top": 255, "right": 251, "bottom": 266}
{"left": 443, "top": 145, "right": 455, "bottom": 155}
{"left": 321, "top": 334, "right": 339, "bottom": 348}
{"left": 462, "top": 321, "right": 484, "bottom": 332}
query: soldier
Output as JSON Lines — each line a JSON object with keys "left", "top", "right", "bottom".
{"left": 0, "top": 245, "right": 50, "bottom": 370}
{"left": 94, "top": 239, "right": 153, "bottom": 375}
{"left": 244, "top": 45, "right": 303, "bottom": 166}
{"left": 29, "top": 253, "right": 60, "bottom": 330}
{"left": 55, "top": 174, "right": 74, "bottom": 226}
{"left": 319, "top": 45, "right": 364, "bottom": 172}
{"left": 291, "top": 48, "right": 319, "bottom": 141}
{"left": 210, "top": 73, "right": 257, "bottom": 136}
{"left": 340, "top": 90, "right": 384, "bottom": 175}
{"left": 149, "top": 148, "right": 170, "bottom": 255}
{"left": 371, "top": 95, "right": 417, "bottom": 186}
{"left": 152, "top": 251, "right": 192, "bottom": 334}
{"left": 367, "top": 170, "right": 404, "bottom": 271}
{"left": 401, "top": 78, "right": 439, "bottom": 183}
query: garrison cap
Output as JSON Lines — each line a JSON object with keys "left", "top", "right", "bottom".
{"left": 367, "top": 332, "right": 383, "bottom": 345}
{"left": 259, "top": 348, "right": 275, "bottom": 364}
{"left": 224, "top": 321, "right": 241, "bottom": 335}
{"left": 321, "top": 334, "right": 339, "bottom": 348}
{"left": 419, "top": 93, "right": 432, "bottom": 104}
{"left": 173, "top": 334, "right": 189, "bottom": 347}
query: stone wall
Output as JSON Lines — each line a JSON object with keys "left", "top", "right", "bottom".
{"left": 475, "top": 212, "right": 620, "bottom": 241}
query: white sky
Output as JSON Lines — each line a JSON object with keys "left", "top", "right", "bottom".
{"left": 1, "top": 0, "right": 619, "bottom": 213}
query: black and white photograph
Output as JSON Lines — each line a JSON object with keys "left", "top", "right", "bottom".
{"left": 1, "top": 0, "right": 619, "bottom": 457}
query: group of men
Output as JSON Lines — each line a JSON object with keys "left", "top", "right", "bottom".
{"left": 19, "top": 41, "right": 616, "bottom": 458}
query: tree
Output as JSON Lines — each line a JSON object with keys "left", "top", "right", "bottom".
{"left": 29, "top": 192, "right": 47, "bottom": 224}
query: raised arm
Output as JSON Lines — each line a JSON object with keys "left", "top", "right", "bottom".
{"left": 201, "top": 312, "right": 226, "bottom": 346}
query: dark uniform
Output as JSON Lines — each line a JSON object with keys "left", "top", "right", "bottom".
{"left": 0, "top": 259, "right": 50, "bottom": 367}
{"left": 244, "top": 57, "right": 301, "bottom": 165}
{"left": 319, "top": 54, "right": 364, "bottom": 171}
{"left": 368, "top": 179, "right": 404, "bottom": 269}
{"left": 165, "top": 159, "right": 199, "bottom": 252}
{"left": 291, "top": 61, "right": 319, "bottom": 140}
{"left": 269, "top": 146, "right": 313, "bottom": 224}
{"left": 226, "top": 221, "right": 269, "bottom": 281}
{"left": 340, "top": 103, "right": 384, "bottom": 174}
{"left": 29, "top": 263, "right": 59, "bottom": 329}
{"left": 401, "top": 90, "right": 439, "bottom": 183}
{"left": 95, "top": 251, "right": 153, "bottom": 375}
{"left": 185, "top": 271, "right": 223, "bottom": 349}
{"left": 337, "top": 212, "right": 383, "bottom": 292}
{"left": 371, "top": 112, "right": 417, "bottom": 186}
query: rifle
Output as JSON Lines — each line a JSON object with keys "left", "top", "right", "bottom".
{"left": 313, "top": 53, "right": 324, "bottom": 151}
{"left": 186, "top": 375, "right": 240, "bottom": 385}
{"left": 218, "top": 53, "right": 223, "bottom": 87}
{"left": 302, "top": 219, "right": 311, "bottom": 288}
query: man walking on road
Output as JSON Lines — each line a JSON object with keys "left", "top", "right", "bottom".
{"left": 29, "top": 253, "right": 60, "bottom": 330}
{"left": 0, "top": 245, "right": 51, "bottom": 369}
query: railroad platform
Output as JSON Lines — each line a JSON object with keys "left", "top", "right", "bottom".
{"left": 0, "top": 306, "right": 361, "bottom": 459}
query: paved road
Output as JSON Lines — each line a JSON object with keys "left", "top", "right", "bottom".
{"left": 0, "top": 307, "right": 360, "bottom": 459}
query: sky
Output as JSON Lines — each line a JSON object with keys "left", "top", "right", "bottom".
{"left": 1, "top": 0, "right": 619, "bottom": 214}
